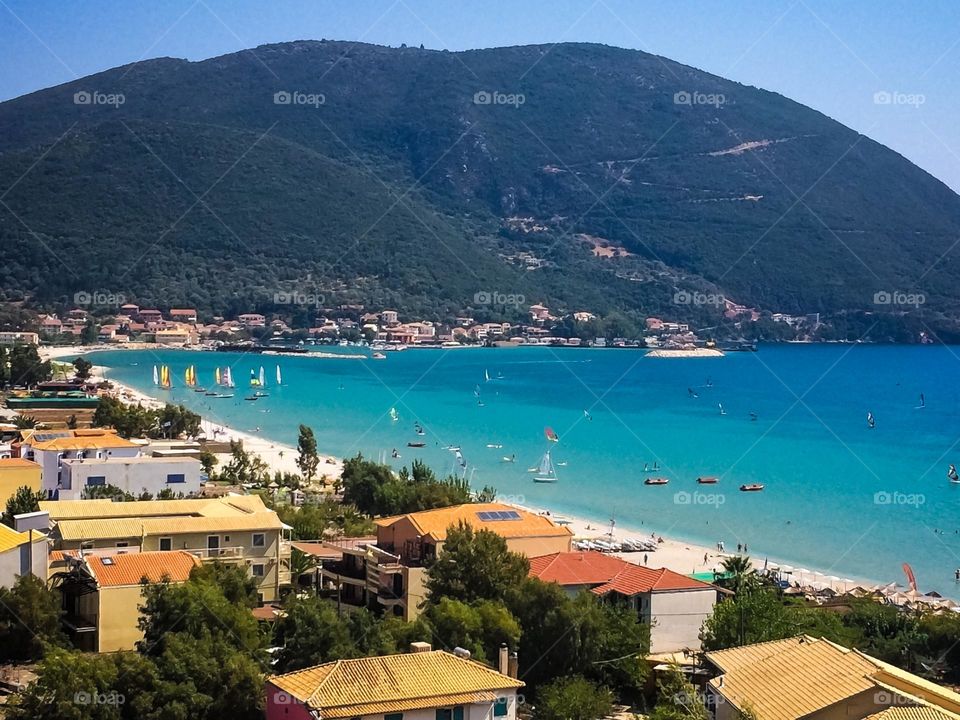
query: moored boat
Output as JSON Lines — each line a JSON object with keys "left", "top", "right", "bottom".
{"left": 645, "top": 477, "right": 669, "bottom": 486}
{"left": 740, "top": 483, "right": 765, "bottom": 492}
{"left": 697, "top": 476, "right": 719, "bottom": 484}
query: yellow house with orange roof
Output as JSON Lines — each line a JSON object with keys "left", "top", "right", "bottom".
{"left": 55, "top": 549, "right": 200, "bottom": 652}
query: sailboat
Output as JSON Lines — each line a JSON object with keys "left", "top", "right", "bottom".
{"left": 533, "top": 449, "right": 558, "bottom": 483}
{"left": 152, "top": 365, "right": 159, "bottom": 385}
{"left": 223, "top": 367, "right": 235, "bottom": 388}
{"left": 250, "top": 369, "right": 259, "bottom": 387}
{"left": 185, "top": 366, "right": 195, "bottom": 387}
{"left": 215, "top": 367, "right": 222, "bottom": 386}
{"left": 160, "top": 365, "right": 172, "bottom": 389}
{"left": 259, "top": 366, "right": 266, "bottom": 387}
{"left": 867, "top": 411, "right": 876, "bottom": 429}
{"left": 484, "top": 369, "right": 490, "bottom": 382}
{"left": 276, "top": 365, "right": 282, "bottom": 386}
{"left": 389, "top": 407, "right": 400, "bottom": 422}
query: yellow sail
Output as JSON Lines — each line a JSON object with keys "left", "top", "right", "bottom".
{"left": 215, "top": 367, "right": 221, "bottom": 385}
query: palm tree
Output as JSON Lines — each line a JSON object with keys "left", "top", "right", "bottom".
{"left": 12, "top": 415, "right": 37, "bottom": 429}
{"left": 721, "top": 554, "right": 756, "bottom": 596}
{"left": 288, "top": 547, "right": 318, "bottom": 589}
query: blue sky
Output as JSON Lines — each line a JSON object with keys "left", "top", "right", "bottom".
{"left": 2, "top": 0, "right": 959, "bottom": 190}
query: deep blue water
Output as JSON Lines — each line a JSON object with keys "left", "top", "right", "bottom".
{"left": 86, "top": 344, "right": 960, "bottom": 596}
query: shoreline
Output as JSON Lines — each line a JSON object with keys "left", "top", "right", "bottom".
{"left": 83, "top": 359, "right": 343, "bottom": 486}
{"left": 509, "top": 500, "right": 882, "bottom": 595}
{"left": 48, "top": 345, "right": 914, "bottom": 598}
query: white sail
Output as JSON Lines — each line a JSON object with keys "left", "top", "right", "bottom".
{"left": 484, "top": 369, "right": 490, "bottom": 382}
{"left": 389, "top": 407, "right": 399, "bottom": 422}
{"left": 538, "top": 450, "right": 553, "bottom": 476}
{"left": 259, "top": 366, "right": 265, "bottom": 387}
{"left": 276, "top": 365, "right": 282, "bottom": 385}
{"left": 152, "top": 365, "right": 159, "bottom": 385}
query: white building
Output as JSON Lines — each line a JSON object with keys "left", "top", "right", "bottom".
{"left": 529, "top": 551, "right": 717, "bottom": 653}
{"left": 59, "top": 456, "right": 202, "bottom": 500}
{"left": 20, "top": 431, "right": 142, "bottom": 499}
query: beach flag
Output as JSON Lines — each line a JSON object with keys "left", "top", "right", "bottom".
{"left": 902, "top": 562, "right": 917, "bottom": 592}
{"left": 544, "top": 426, "right": 559, "bottom": 443}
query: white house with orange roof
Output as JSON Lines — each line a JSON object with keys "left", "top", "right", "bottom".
{"left": 528, "top": 550, "right": 716, "bottom": 653}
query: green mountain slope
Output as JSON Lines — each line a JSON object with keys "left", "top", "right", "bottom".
{"left": 1, "top": 41, "right": 958, "bottom": 338}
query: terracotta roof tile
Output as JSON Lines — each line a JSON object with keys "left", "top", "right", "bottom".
{"left": 529, "top": 551, "right": 714, "bottom": 594}
{"left": 86, "top": 550, "right": 199, "bottom": 587}
{"left": 375, "top": 503, "right": 572, "bottom": 542}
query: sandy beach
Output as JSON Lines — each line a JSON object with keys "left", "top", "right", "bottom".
{"left": 40, "top": 345, "right": 897, "bottom": 594}
{"left": 41, "top": 345, "right": 343, "bottom": 485}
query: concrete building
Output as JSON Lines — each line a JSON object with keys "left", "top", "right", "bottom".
{"left": 55, "top": 550, "right": 199, "bottom": 652}
{"left": 528, "top": 551, "right": 716, "bottom": 653}
{"left": 704, "top": 635, "right": 960, "bottom": 720}
{"left": 0, "top": 331, "right": 39, "bottom": 346}
{"left": 375, "top": 503, "right": 573, "bottom": 563}
{"left": 20, "top": 430, "right": 141, "bottom": 499}
{"left": 0, "top": 523, "right": 48, "bottom": 587}
{"left": 41, "top": 495, "right": 290, "bottom": 602}
{"left": 59, "top": 456, "right": 202, "bottom": 500}
{"left": 265, "top": 647, "right": 524, "bottom": 720}
{"left": 0, "top": 457, "right": 42, "bottom": 506}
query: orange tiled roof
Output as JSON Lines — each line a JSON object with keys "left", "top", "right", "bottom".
{"left": 86, "top": 550, "right": 199, "bottom": 587}
{"left": 0, "top": 458, "right": 41, "bottom": 470}
{"left": 529, "top": 551, "right": 713, "bottom": 594}
{"left": 375, "top": 503, "right": 572, "bottom": 542}
{"left": 269, "top": 650, "right": 522, "bottom": 718}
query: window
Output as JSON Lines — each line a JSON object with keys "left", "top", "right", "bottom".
{"left": 80, "top": 541, "right": 93, "bottom": 551}
{"left": 207, "top": 536, "right": 220, "bottom": 550}
{"left": 159, "top": 537, "right": 172, "bottom": 551}
{"left": 436, "top": 709, "right": 463, "bottom": 720}
{"left": 494, "top": 697, "right": 509, "bottom": 717}
{"left": 252, "top": 564, "right": 265, "bottom": 577}
{"left": 166, "top": 473, "right": 185, "bottom": 484}
{"left": 385, "top": 714, "right": 404, "bottom": 720}
{"left": 87, "top": 476, "right": 106, "bottom": 487}
{"left": 116, "top": 541, "right": 128, "bottom": 548}
{"left": 252, "top": 533, "right": 265, "bottom": 548}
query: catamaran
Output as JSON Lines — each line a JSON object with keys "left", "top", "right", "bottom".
{"left": 389, "top": 407, "right": 400, "bottom": 422}
{"left": 533, "top": 449, "right": 558, "bottom": 483}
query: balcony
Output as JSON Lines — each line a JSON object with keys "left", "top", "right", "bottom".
{"left": 186, "top": 546, "right": 245, "bottom": 561}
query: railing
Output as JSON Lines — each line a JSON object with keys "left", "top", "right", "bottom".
{"left": 185, "top": 546, "right": 245, "bottom": 560}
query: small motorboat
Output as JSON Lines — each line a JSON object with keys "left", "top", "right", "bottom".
{"left": 244, "top": 395, "right": 259, "bottom": 401}
{"left": 697, "top": 476, "right": 719, "bottom": 484}
{"left": 212, "top": 393, "right": 234, "bottom": 399}
{"left": 740, "top": 483, "right": 765, "bottom": 492}
{"left": 193, "top": 387, "right": 207, "bottom": 393}
{"left": 486, "top": 443, "right": 502, "bottom": 449}
{"left": 645, "top": 477, "right": 669, "bottom": 486}
{"left": 254, "top": 391, "right": 269, "bottom": 398}
{"left": 372, "top": 352, "right": 387, "bottom": 360}
{"left": 407, "top": 441, "right": 426, "bottom": 448}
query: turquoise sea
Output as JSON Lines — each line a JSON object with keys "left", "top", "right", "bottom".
{"left": 87, "top": 345, "right": 960, "bottom": 596}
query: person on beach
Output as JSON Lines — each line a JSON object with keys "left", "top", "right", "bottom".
{"left": 704, "top": 552, "right": 708, "bottom": 565}
{"left": 737, "top": 543, "right": 742, "bottom": 553}
{"left": 644, "top": 553, "right": 648, "bottom": 565}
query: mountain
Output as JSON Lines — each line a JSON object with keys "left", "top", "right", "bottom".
{"left": 1, "top": 40, "right": 958, "bottom": 340}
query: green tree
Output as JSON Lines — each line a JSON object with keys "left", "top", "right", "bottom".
{"left": 296, "top": 424, "right": 320, "bottom": 484}
{"left": 649, "top": 664, "right": 709, "bottom": 720}
{"left": 8, "top": 345, "right": 51, "bottom": 387}
{"left": 719, "top": 555, "right": 756, "bottom": 596}
{"left": 421, "top": 597, "right": 521, "bottom": 663}
{"left": 81, "top": 320, "right": 98, "bottom": 345}
{"left": 199, "top": 448, "right": 218, "bottom": 476}
{"left": 0, "top": 574, "right": 68, "bottom": 661}
{"left": 701, "top": 588, "right": 794, "bottom": 650}
{"left": 273, "top": 595, "right": 356, "bottom": 672}
{"left": 12, "top": 414, "right": 37, "bottom": 429}
{"left": 535, "top": 675, "right": 613, "bottom": 720}
{"left": 0, "top": 346, "right": 8, "bottom": 386}
{"left": 82, "top": 484, "right": 135, "bottom": 501}
{"left": 2, "top": 485, "right": 45, "bottom": 527}
{"left": 426, "top": 523, "right": 530, "bottom": 605}
{"left": 72, "top": 356, "right": 93, "bottom": 380}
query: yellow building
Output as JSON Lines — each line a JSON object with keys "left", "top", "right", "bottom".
{"left": 704, "top": 636, "right": 960, "bottom": 720}
{"left": 319, "top": 504, "right": 572, "bottom": 621}
{"left": 0, "top": 522, "right": 48, "bottom": 586}
{"left": 374, "top": 502, "right": 573, "bottom": 563}
{"left": 0, "top": 457, "right": 42, "bottom": 506}
{"left": 41, "top": 495, "right": 291, "bottom": 602}
{"left": 57, "top": 550, "right": 199, "bottom": 652}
